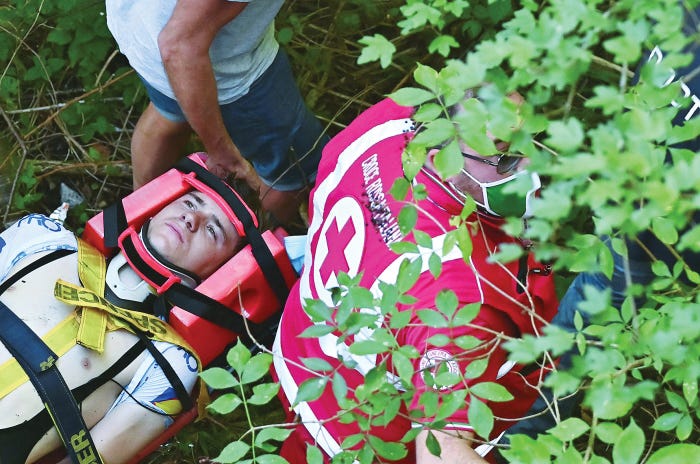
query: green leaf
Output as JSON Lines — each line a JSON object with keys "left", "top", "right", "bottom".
{"left": 677, "top": 414, "right": 693, "bottom": 441}
{"left": 331, "top": 372, "right": 349, "bottom": 405}
{"left": 390, "top": 177, "right": 411, "bottom": 201}
{"left": 467, "top": 396, "right": 493, "bottom": 439}
{"left": 454, "top": 335, "right": 483, "bottom": 350}
{"left": 349, "top": 339, "right": 391, "bottom": 355}
{"left": 389, "top": 309, "right": 412, "bottom": 329}
{"left": 293, "top": 377, "right": 329, "bottom": 405}
{"left": 47, "top": 28, "right": 73, "bottom": 45}
{"left": 602, "top": 20, "right": 648, "bottom": 63}
{"left": 646, "top": 444, "right": 700, "bottom": 464}
{"left": 428, "top": 252, "right": 442, "bottom": 278}
{"left": 301, "top": 357, "right": 334, "bottom": 372}
{"left": 549, "top": 417, "right": 590, "bottom": 441}
{"left": 298, "top": 324, "right": 336, "bottom": 338}
{"left": 303, "top": 299, "right": 334, "bottom": 322}
{"left": 417, "top": 309, "right": 449, "bottom": 328}
{"left": 389, "top": 87, "right": 436, "bottom": 106}
{"left": 391, "top": 349, "right": 415, "bottom": 386}
{"left": 433, "top": 140, "right": 464, "bottom": 178}
{"left": 595, "top": 421, "right": 623, "bottom": 444}
{"left": 254, "top": 427, "right": 294, "bottom": 446}
{"left": 403, "top": 143, "right": 427, "bottom": 180}
{"left": 241, "top": 353, "right": 273, "bottom": 384}
{"left": 469, "top": 382, "right": 514, "bottom": 402}
{"left": 367, "top": 434, "right": 408, "bottom": 460}
{"left": 414, "top": 63, "right": 439, "bottom": 93}
{"left": 678, "top": 225, "right": 700, "bottom": 253}
{"left": 225, "top": 340, "right": 251, "bottom": 373}
{"left": 214, "top": 441, "right": 250, "bottom": 463}
{"left": 341, "top": 433, "right": 364, "bottom": 450}
{"left": 396, "top": 257, "right": 422, "bottom": 293}
{"left": 500, "top": 432, "right": 552, "bottom": 463}
{"left": 254, "top": 455, "right": 289, "bottom": 464}
{"left": 453, "top": 303, "right": 480, "bottom": 326}
{"left": 200, "top": 367, "right": 239, "bottom": 390}
{"left": 652, "top": 412, "right": 682, "bottom": 432}
{"left": 463, "top": 358, "right": 488, "bottom": 379}
{"left": 612, "top": 419, "right": 644, "bottom": 464}
{"left": 683, "top": 380, "right": 698, "bottom": 407}
{"left": 206, "top": 392, "right": 242, "bottom": 415}
{"left": 306, "top": 444, "right": 325, "bottom": 464}
{"left": 428, "top": 35, "right": 459, "bottom": 57}
{"left": 390, "top": 240, "right": 420, "bottom": 255}
{"left": 357, "top": 34, "right": 396, "bottom": 68}
{"left": 545, "top": 118, "right": 584, "bottom": 153}
{"left": 489, "top": 243, "right": 524, "bottom": 264}
{"left": 556, "top": 446, "right": 585, "bottom": 463}
{"left": 435, "top": 389, "right": 468, "bottom": 421}
{"left": 277, "top": 27, "right": 293, "bottom": 45}
{"left": 248, "top": 382, "right": 280, "bottom": 406}
{"left": 455, "top": 224, "right": 473, "bottom": 260}
{"left": 425, "top": 430, "right": 442, "bottom": 457}
{"left": 427, "top": 334, "right": 451, "bottom": 347}
{"left": 398, "top": 204, "right": 418, "bottom": 235}
{"left": 413, "top": 229, "right": 433, "bottom": 249}
{"left": 435, "top": 289, "right": 458, "bottom": 317}
{"left": 413, "top": 102, "right": 444, "bottom": 123}
{"left": 651, "top": 217, "right": 679, "bottom": 245}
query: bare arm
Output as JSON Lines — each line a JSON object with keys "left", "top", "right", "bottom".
{"left": 416, "top": 429, "right": 489, "bottom": 464}
{"left": 52, "top": 402, "right": 167, "bottom": 464}
{"left": 158, "top": 0, "right": 260, "bottom": 190}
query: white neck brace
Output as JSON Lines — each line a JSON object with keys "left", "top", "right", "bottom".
{"left": 105, "top": 251, "right": 154, "bottom": 303}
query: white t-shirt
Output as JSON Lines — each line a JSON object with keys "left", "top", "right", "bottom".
{"left": 105, "top": 0, "right": 284, "bottom": 104}
{"left": 0, "top": 213, "right": 77, "bottom": 282}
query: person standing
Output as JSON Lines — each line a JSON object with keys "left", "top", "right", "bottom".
{"left": 105, "top": 0, "right": 329, "bottom": 225}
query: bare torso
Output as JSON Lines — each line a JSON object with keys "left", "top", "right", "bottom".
{"left": 0, "top": 251, "right": 146, "bottom": 435}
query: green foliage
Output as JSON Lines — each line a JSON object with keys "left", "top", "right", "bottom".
{"left": 352, "top": 0, "right": 700, "bottom": 462}
{"left": 4, "top": 0, "right": 700, "bottom": 462}
{"left": 0, "top": 0, "right": 139, "bottom": 221}
{"left": 201, "top": 340, "right": 291, "bottom": 464}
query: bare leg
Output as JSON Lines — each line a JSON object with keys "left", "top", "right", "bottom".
{"left": 131, "top": 103, "right": 192, "bottom": 189}
{"left": 259, "top": 185, "right": 310, "bottom": 227}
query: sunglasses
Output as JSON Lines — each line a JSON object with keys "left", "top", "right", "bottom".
{"left": 461, "top": 152, "right": 522, "bottom": 175}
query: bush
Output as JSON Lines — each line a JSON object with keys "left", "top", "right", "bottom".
{"left": 2, "top": 0, "right": 699, "bottom": 462}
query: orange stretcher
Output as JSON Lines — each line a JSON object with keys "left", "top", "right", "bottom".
{"left": 37, "top": 154, "right": 298, "bottom": 463}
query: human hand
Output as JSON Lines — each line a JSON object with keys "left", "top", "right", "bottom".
{"left": 206, "top": 153, "right": 262, "bottom": 193}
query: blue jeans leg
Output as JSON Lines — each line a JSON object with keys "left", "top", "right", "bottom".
{"left": 503, "top": 241, "right": 654, "bottom": 439}
{"left": 220, "top": 48, "right": 329, "bottom": 190}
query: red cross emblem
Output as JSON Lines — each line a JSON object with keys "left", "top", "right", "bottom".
{"left": 319, "top": 216, "right": 357, "bottom": 286}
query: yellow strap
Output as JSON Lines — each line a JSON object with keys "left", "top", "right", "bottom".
{"left": 0, "top": 315, "right": 79, "bottom": 399}
{"left": 76, "top": 238, "right": 106, "bottom": 297}
{"left": 76, "top": 307, "right": 108, "bottom": 353}
{"left": 53, "top": 279, "right": 199, "bottom": 363}
{"left": 75, "top": 239, "right": 109, "bottom": 351}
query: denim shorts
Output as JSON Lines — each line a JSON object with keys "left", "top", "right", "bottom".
{"left": 140, "top": 49, "right": 328, "bottom": 191}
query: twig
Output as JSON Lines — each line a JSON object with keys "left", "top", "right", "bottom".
{"left": 23, "top": 69, "right": 134, "bottom": 139}
{"left": 4, "top": 97, "right": 124, "bottom": 115}
{"left": 0, "top": 105, "right": 29, "bottom": 224}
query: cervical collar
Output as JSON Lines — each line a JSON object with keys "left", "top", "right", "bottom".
{"left": 105, "top": 251, "right": 153, "bottom": 304}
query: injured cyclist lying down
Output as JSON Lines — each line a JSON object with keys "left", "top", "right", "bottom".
{"left": 0, "top": 154, "right": 296, "bottom": 464}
